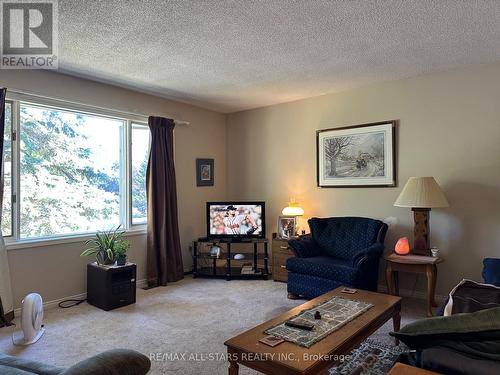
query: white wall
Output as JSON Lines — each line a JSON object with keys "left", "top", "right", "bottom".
{"left": 0, "top": 70, "right": 227, "bottom": 307}
{"left": 226, "top": 62, "right": 500, "bottom": 295}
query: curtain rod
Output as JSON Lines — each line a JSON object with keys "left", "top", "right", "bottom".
{"left": 5, "top": 88, "right": 190, "bottom": 126}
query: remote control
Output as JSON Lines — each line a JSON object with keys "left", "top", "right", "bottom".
{"left": 284, "top": 320, "right": 314, "bottom": 331}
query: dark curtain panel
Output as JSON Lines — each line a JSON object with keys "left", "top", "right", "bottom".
{"left": 146, "top": 116, "right": 184, "bottom": 287}
{"left": 0, "top": 87, "right": 12, "bottom": 327}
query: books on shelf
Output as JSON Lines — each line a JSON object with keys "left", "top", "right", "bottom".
{"left": 241, "top": 265, "right": 254, "bottom": 274}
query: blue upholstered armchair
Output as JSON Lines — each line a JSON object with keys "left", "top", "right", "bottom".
{"left": 286, "top": 217, "right": 388, "bottom": 299}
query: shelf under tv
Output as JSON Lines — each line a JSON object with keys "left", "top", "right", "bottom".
{"left": 192, "top": 238, "right": 269, "bottom": 281}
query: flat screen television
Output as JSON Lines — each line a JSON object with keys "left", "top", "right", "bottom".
{"left": 206, "top": 201, "right": 265, "bottom": 239}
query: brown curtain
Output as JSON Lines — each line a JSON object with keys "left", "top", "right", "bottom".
{"left": 146, "top": 116, "right": 184, "bottom": 287}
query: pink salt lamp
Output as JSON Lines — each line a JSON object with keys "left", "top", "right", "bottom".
{"left": 395, "top": 237, "right": 410, "bottom": 255}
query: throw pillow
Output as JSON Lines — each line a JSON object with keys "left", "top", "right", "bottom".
{"left": 483, "top": 258, "right": 500, "bottom": 286}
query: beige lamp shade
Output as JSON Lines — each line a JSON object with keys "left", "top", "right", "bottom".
{"left": 394, "top": 177, "right": 449, "bottom": 208}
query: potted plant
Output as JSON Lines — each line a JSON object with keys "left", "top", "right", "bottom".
{"left": 113, "top": 240, "right": 130, "bottom": 266}
{"left": 81, "top": 226, "right": 130, "bottom": 266}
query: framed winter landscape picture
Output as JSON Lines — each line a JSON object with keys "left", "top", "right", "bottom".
{"left": 317, "top": 121, "right": 396, "bottom": 187}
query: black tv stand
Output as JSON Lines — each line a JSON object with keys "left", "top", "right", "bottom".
{"left": 192, "top": 238, "right": 269, "bottom": 280}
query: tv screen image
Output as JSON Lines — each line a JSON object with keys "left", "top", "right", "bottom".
{"left": 207, "top": 202, "right": 265, "bottom": 238}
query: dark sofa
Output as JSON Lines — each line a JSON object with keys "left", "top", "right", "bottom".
{"left": 286, "top": 217, "right": 388, "bottom": 299}
{"left": 0, "top": 349, "right": 151, "bottom": 375}
{"left": 394, "top": 258, "right": 500, "bottom": 375}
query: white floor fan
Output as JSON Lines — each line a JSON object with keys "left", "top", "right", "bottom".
{"left": 12, "top": 293, "right": 45, "bottom": 346}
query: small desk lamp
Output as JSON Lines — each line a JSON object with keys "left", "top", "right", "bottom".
{"left": 282, "top": 198, "right": 304, "bottom": 217}
{"left": 394, "top": 177, "right": 449, "bottom": 256}
{"left": 282, "top": 199, "right": 304, "bottom": 235}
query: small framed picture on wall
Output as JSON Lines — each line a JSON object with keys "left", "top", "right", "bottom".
{"left": 277, "top": 216, "right": 296, "bottom": 239}
{"left": 196, "top": 158, "right": 214, "bottom": 186}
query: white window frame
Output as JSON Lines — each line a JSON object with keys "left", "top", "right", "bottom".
{"left": 129, "top": 122, "right": 149, "bottom": 227}
{"left": 4, "top": 94, "right": 149, "bottom": 250}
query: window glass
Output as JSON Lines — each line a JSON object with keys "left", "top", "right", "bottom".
{"left": 19, "top": 104, "right": 123, "bottom": 238}
{"left": 131, "top": 124, "right": 149, "bottom": 225}
{"left": 2, "top": 102, "right": 12, "bottom": 237}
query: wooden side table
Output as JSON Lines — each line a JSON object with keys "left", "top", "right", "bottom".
{"left": 271, "top": 237, "right": 294, "bottom": 282}
{"left": 388, "top": 363, "right": 441, "bottom": 375}
{"left": 384, "top": 253, "right": 443, "bottom": 317}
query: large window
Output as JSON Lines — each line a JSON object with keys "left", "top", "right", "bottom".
{"left": 2, "top": 102, "right": 12, "bottom": 237}
{"left": 2, "top": 98, "right": 150, "bottom": 241}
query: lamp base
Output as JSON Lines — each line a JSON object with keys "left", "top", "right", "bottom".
{"left": 412, "top": 208, "right": 431, "bottom": 256}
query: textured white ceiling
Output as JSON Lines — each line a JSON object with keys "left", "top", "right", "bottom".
{"left": 58, "top": 0, "right": 500, "bottom": 113}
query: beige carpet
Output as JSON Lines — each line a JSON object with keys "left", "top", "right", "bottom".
{"left": 0, "top": 278, "right": 424, "bottom": 374}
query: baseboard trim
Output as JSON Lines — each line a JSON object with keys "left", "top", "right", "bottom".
{"left": 377, "top": 284, "right": 447, "bottom": 304}
{"left": 13, "top": 278, "right": 148, "bottom": 317}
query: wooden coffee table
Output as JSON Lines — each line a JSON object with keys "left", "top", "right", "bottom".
{"left": 224, "top": 287, "right": 401, "bottom": 375}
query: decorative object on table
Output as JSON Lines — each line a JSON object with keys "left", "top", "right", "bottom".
{"left": 234, "top": 253, "right": 245, "bottom": 260}
{"left": 329, "top": 339, "right": 408, "bottom": 375}
{"left": 395, "top": 237, "right": 410, "bottom": 255}
{"left": 384, "top": 253, "right": 443, "bottom": 317}
{"left": 317, "top": 120, "right": 396, "bottom": 187}
{"left": 81, "top": 226, "right": 131, "bottom": 266}
{"left": 394, "top": 177, "right": 449, "bottom": 256}
{"left": 12, "top": 293, "right": 45, "bottom": 346}
{"left": 277, "top": 215, "right": 296, "bottom": 239}
{"left": 314, "top": 311, "right": 321, "bottom": 320}
{"left": 341, "top": 287, "right": 357, "bottom": 294}
{"left": 196, "top": 158, "right": 214, "bottom": 186}
{"left": 258, "top": 335, "right": 285, "bottom": 347}
{"left": 430, "top": 247, "right": 439, "bottom": 257}
{"left": 265, "top": 296, "right": 373, "bottom": 348}
{"left": 87, "top": 262, "right": 136, "bottom": 311}
{"left": 209, "top": 244, "right": 221, "bottom": 258}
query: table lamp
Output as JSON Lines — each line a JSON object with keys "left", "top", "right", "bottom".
{"left": 394, "top": 177, "right": 449, "bottom": 256}
{"left": 282, "top": 199, "right": 304, "bottom": 236}
{"left": 395, "top": 237, "right": 410, "bottom": 255}
{"left": 282, "top": 198, "right": 304, "bottom": 217}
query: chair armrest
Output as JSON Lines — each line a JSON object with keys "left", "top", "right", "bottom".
{"left": 352, "top": 243, "right": 384, "bottom": 267}
{"left": 60, "top": 349, "right": 151, "bottom": 375}
{"left": 288, "top": 235, "right": 320, "bottom": 258}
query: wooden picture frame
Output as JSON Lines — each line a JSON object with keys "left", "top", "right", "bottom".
{"left": 317, "top": 120, "right": 397, "bottom": 187}
{"left": 277, "top": 216, "right": 296, "bottom": 239}
{"left": 196, "top": 158, "right": 214, "bottom": 187}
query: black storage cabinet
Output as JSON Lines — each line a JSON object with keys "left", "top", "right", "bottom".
{"left": 87, "top": 263, "right": 136, "bottom": 311}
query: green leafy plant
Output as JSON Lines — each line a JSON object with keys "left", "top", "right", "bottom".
{"left": 113, "top": 240, "right": 130, "bottom": 257}
{"left": 81, "top": 226, "right": 130, "bottom": 265}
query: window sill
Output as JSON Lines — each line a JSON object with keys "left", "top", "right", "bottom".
{"left": 5, "top": 228, "right": 147, "bottom": 251}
